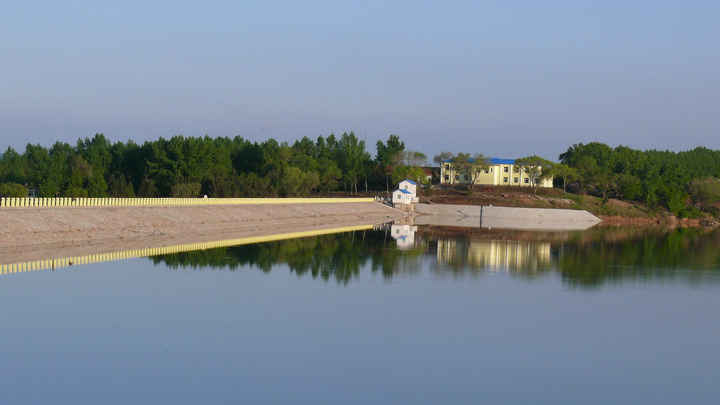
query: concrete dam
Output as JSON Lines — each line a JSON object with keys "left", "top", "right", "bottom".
{"left": 413, "top": 204, "right": 602, "bottom": 231}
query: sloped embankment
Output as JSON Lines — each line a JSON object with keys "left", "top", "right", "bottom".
{"left": 0, "top": 202, "right": 404, "bottom": 251}
{"left": 414, "top": 204, "right": 602, "bottom": 231}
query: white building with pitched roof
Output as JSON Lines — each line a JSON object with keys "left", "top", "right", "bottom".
{"left": 392, "top": 179, "right": 419, "bottom": 205}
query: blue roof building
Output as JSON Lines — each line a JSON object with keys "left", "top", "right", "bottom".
{"left": 393, "top": 180, "right": 419, "bottom": 205}
{"left": 439, "top": 157, "right": 553, "bottom": 188}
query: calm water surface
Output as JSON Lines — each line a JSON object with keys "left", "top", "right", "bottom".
{"left": 1, "top": 226, "right": 719, "bottom": 404}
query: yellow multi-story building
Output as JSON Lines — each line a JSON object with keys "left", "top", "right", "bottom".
{"left": 440, "top": 158, "right": 553, "bottom": 188}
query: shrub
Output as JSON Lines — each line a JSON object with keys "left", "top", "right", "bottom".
{"left": 0, "top": 182, "right": 29, "bottom": 198}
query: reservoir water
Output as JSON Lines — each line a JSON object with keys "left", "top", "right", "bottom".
{"left": 1, "top": 226, "right": 719, "bottom": 404}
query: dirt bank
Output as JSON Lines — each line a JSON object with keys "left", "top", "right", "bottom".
{"left": 423, "top": 187, "right": 718, "bottom": 228}
{"left": 596, "top": 215, "right": 713, "bottom": 228}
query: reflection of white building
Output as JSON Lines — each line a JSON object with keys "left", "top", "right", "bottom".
{"left": 391, "top": 224, "right": 418, "bottom": 250}
{"left": 436, "top": 239, "right": 551, "bottom": 271}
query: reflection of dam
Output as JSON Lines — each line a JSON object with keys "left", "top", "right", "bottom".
{"left": 0, "top": 225, "right": 374, "bottom": 276}
{"left": 437, "top": 239, "right": 551, "bottom": 271}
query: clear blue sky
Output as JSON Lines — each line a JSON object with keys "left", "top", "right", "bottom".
{"left": 3, "top": 1, "right": 719, "bottom": 162}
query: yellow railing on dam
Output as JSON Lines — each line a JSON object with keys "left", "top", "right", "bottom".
{"left": 0, "top": 197, "right": 377, "bottom": 208}
{"left": 0, "top": 224, "right": 374, "bottom": 276}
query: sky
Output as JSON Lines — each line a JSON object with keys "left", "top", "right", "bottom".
{"left": 2, "top": 0, "right": 719, "bottom": 162}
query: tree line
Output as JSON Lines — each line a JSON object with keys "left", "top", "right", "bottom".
{"left": 558, "top": 142, "right": 720, "bottom": 217}
{"left": 0, "top": 133, "right": 429, "bottom": 199}
{"left": 2, "top": 134, "right": 719, "bottom": 217}
{"left": 433, "top": 143, "right": 720, "bottom": 217}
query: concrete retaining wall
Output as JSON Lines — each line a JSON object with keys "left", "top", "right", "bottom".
{"left": 414, "top": 204, "right": 601, "bottom": 231}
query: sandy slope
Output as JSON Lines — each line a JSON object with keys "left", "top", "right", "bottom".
{"left": 0, "top": 202, "right": 405, "bottom": 264}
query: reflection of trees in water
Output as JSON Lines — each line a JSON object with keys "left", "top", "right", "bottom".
{"left": 555, "top": 228, "right": 720, "bottom": 287}
{"left": 421, "top": 227, "right": 720, "bottom": 287}
{"left": 150, "top": 230, "right": 425, "bottom": 284}
{"left": 150, "top": 227, "right": 720, "bottom": 288}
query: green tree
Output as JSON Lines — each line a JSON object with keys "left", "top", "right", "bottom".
{"left": 65, "top": 155, "right": 92, "bottom": 197}
{"left": 688, "top": 177, "right": 720, "bottom": 211}
{"left": 107, "top": 174, "right": 136, "bottom": 197}
{"left": 337, "top": 132, "right": 370, "bottom": 194}
{"left": 32, "top": 142, "right": 74, "bottom": 197}
{"left": 552, "top": 163, "right": 577, "bottom": 193}
{"left": 613, "top": 173, "right": 642, "bottom": 200}
{"left": 138, "top": 177, "right": 159, "bottom": 197}
{"left": 559, "top": 142, "right": 615, "bottom": 169}
{"left": 170, "top": 177, "right": 202, "bottom": 197}
{"left": 573, "top": 156, "right": 612, "bottom": 198}
{"left": 451, "top": 153, "right": 489, "bottom": 192}
{"left": 291, "top": 136, "right": 318, "bottom": 161}
{"left": 316, "top": 134, "right": 339, "bottom": 163}
{"left": 391, "top": 166, "right": 428, "bottom": 187}
{"left": 514, "top": 155, "right": 554, "bottom": 195}
{"left": 0, "top": 147, "right": 26, "bottom": 185}
{"left": 317, "top": 158, "right": 342, "bottom": 196}
{"left": 77, "top": 133, "right": 112, "bottom": 174}
{"left": 375, "top": 134, "right": 405, "bottom": 167}
{"left": 664, "top": 187, "right": 689, "bottom": 218}
{"left": 87, "top": 170, "right": 109, "bottom": 197}
{"left": 64, "top": 173, "right": 89, "bottom": 197}
{"left": 232, "top": 137, "right": 264, "bottom": 175}
{"left": 375, "top": 134, "right": 405, "bottom": 192}
{"left": 0, "top": 182, "right": 29, "bottom": 197}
